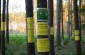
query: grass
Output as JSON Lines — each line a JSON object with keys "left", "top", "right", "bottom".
{"left": 6, "top": 34, "right": 27, "bottom": 55}
{"left": 1, "top": 34, "right": 85, "bottom": 55}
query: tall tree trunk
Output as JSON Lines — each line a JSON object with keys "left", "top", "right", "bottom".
{"left": 48, "top": 0, "right": 55, "bottom": 55}
{"left": 67, "top": 0, "right": 71, "bottom": 38}
{"left": 6, "top": 0, "right": 9, "bottom": 44}
{"left": 61, "top": 0, "right": 64, "bottom": 40}
{"left": 37, "top": 0, "right": 50, "bottom": 55}
{"left": 0, "top": 0, "right": 1, "bottom": 49}
{"left": 79, "top": 0, "right": 82, "bottom": 40}
{"left": 25, "top": 0, "right": 35, "bottom": 55}
{"left": 73, "top": 0, "right": 82, "bottom": 55}
{"left": 70, "top": 0, "right": 73, "bottom": 37}
{"left": 56, "top": 0, "right": 62, "bottom": 47}
{"left": 1, "top": 0, "right": 6, "bottom": 55}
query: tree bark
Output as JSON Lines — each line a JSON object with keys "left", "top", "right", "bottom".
{"left": 1, "top": 0, "right": 6, "bottom": 55}
{"left": 79, "top": 0, "right": 82, "bottom": 40}
{"left": 6, "top": 0, "right": 9, "bottom": 44}
{"left": 56, "top": 0, "right": 62, "bottom": 47}
{"left": 48, "top": 0, "right": 55, "bottom": 55}
{"left": 25, "top": 0, "right": 35, "bottom": 55}
{"left": 73, "top": 0, "right": 82, "bottom": 55}
{"left": 0, "top": 0, "right": 1, "bottom": 49}
{"left": 67, "top": 0, "right": 71, "bottom": 38}
{"left": 61, "top": 0, "right": 64, "bottom": 40}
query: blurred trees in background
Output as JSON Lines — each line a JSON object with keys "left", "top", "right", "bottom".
{"left": 7, "top": 0, "right": 85, "bottom": 35}
{"left": 9, "top": 12, "right": 26, "bottom": 33}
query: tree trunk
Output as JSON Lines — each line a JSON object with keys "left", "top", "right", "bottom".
{"left": 79, "top": 0, "right": 82, "bottom": 40}
{"left": 37, "top": 0, "right": 49, "bottom": 55}
{"left": 56, "top": 0, "right": 62, "bottom": 47}
{"left": 6, "top": 0, "right": 9, "bottom": 44}
{"left": 0, "top": 0, "right": 1, "bottom": 49}
{"left": 48, "top": 0, "right": 55, "bottom": 55}
{"left": 67, "top": 0, "right": 71, "bottom": 38}
{"left": 73, "top": 0, "right": 82, "bottom": 55}
{"left": 70, "top": 0, "right": 73, "bottom": 37}
{"left": 1, "top": 0, "right": 6, "bottom": 55}
{"left": 61, "top": 0, "right": 64, "bottom": 40}
{"left": 25, "top": 0, "right": 35, "bottom": 55}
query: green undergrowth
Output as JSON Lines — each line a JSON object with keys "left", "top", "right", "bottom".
{"left": 6, "top": 34, "right": 27, "bottom": 55}
{"left": 5, "top": 34, "right": 85, "bottom": 55}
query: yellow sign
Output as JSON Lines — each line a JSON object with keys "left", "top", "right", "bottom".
{"left": 28, "top": 30, "right": 34, "bottom": 36}
{"left": 37, "top": 22, "right": 48, "bottom": 35}
{"left": 27, "top": 17, "right": 34, "bottom": 23}
{"left": 37, "top": 38, "right": 50, "bottom": 52}
{"left": 27, "top": 17, "right": 34, "bottom": 30}
{"left": 28, "top": 29, "right": 34, "bottom": 43}
{"left": 28, "top": 36, "right": 34, "bottom": 43}
{"left": 75, "top": 30, "right": 79, "bottom": 36}
{"left": 50, "top": 27, "right": 54, "bottom": 35}
{"left": 28, "top": 24, "right": 34, "bottom": 29}
{"left": 1, "top": 22, "right": 5, "bottom": 31}
{"left": 75, "top": 36, "right": 80, "bottom": 41}
{"left": 27, "top": 17, "right": 34, "bottom": 43}
{"left": 75, "top": 30, "right": 80, "bottom": 41}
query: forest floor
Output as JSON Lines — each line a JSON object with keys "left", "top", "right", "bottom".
{"left": 0, "top": 34, "right": 85, "bottom": 55}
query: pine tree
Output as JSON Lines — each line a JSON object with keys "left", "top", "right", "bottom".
{"left": 1, "top": 0, "right": 6, "bottom": 55}
{"left": 25, "top": 0, "right": 35, "bottom": 55}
